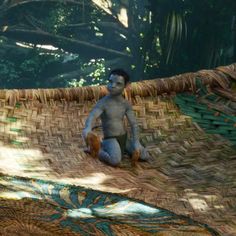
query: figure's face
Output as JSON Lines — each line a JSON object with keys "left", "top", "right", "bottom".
{"left": 107, "top": 74, "right": 126, "bottom": 96}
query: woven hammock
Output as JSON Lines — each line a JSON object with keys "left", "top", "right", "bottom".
{"left": 0, "top": 63, "right": 235, "bottom": 106}
{"left": 0, "top": 63, "right": 235, "bottom": 235}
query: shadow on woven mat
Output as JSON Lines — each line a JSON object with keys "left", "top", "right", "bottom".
{"left": 0, "top": 175, "right": 219, "bottom": 236}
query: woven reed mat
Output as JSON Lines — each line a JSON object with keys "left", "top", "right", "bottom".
{"left": 0, "top": 95, "right": 235, "bottom": 235}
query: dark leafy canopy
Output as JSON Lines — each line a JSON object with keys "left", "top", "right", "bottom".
{"left": 0, "top": 0, "right": 235, "bottom": 89}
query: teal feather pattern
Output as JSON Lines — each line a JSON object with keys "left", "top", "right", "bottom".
{"left": 0, "top": 175, "right": 219, "bottom": 235}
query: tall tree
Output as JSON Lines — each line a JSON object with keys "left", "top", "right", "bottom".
{"left": 0, "top": 0, "right": 235, "bottom": 88}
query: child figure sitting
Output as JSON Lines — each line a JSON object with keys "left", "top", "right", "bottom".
{"left": 82, "top": 69, "right": 148, "bottom": 167}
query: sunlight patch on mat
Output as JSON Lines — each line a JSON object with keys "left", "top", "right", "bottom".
{"left": 181, "top": 189, "right": 222, "bottom": 212}
{"left": 188, "top": 198, "right": 209, "bottom": 212}
{"left": 0, "top": 145, "right": 48, "bottom": 176}
{"left": 0, "top": 190, "right": 40, "bottom": 200}
{"left": 57, "top": 173, "right": 136, "bottom": 193}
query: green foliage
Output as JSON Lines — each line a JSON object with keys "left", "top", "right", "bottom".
{"left": 0, "top": 46, "right": 66, "bottom": 88}
{"left": 0, "top": 60, "right": 19, "bottom": 88}
{"left": 0, "top": 0, "right": 235, "bottom": 88}
{"left": 68, "top": 58, "right": 107, "bottom": 87}
{"left": 147, "top": 0, "right": 235, "bottom": 77}
{"left": 85, "top": 58, "right": 107, "bottom": 86}
{"left": 44, "top": 5, "right": 72, "bottom": 33}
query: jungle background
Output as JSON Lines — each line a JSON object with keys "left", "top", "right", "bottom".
{"left": 0, "top": 0, "right": 235, "bottom": 89}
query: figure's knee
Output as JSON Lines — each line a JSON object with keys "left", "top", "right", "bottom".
{"left": 109, "top": 154, "right": 122, "bottom": 166}
{"left": 99, "top": 139, "right": 122, "bottom": 166}
{"left": 99, "top": 150, "right": 121, "bottom": 167}
{"left": 104, "top": 149, "right": 122, "bottom": 166}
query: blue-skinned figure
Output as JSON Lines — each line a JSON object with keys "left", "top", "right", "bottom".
{"left": 82, "top": 69, "right": 148, "bottom": 167}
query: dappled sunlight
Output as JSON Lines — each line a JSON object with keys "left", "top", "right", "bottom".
{"left": 0, "top": 178, "right": 46, "bottom": 201}
{"left": 50, "top": 173, "right": 137, "bottom": 194}
{"left": 36, "top": 45, "right": 58, "bottom": 50}
{"left": 0, "top": 190, "right": 40, "bottom": 200}
{"left": 16, "top": 42, "right": 58, "bottom": 51}
{"left": 92, "top": 0, "right": 112, "bottom": 15}
{"left": 188, "top": 198, "right": 209, "bottom": 212}
{"left": 0, "top": 133, "right": 135, "bottom": 193}
{"left": 66, "top": 200, "right": 161, "bottom": 219}
{"left": 0, "top": 144, "right": 49, "bottom": 176}
{"left": 117, "top": 8, "right": 128, "bottom": 27}
{"left": 92, "top": 200, "right": 160, "bottom": 216}
{"left": 181, "top": 189, "right": 224, "bottom": 213}
{"left": 0, "top": 142, "right": 136, "bottom": 192}
{"left": 67, "top": 208, "right": 95, "bottom": 218}
{"left": 64, "top": 173, "right": 108, "bottom": 185}
{"left": 0, "top": 177, "right": 65, "bottom": 203}
{"left": 92, "top": 0, "right": 128, "bottom": 27}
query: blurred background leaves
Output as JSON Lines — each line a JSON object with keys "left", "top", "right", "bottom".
{"left": 0, "top": 0, "right": 235, "bottom": 88}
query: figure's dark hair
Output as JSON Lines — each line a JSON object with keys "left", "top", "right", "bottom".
{"left": 109, "top": 69, "right": 130, "bottom": 85}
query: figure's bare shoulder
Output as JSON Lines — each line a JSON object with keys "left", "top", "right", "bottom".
{"left": 94, "top": 96, "right": 109, "bottom": 110}
{"left": 124, "top": 99, "right": 133, "bottom": 111}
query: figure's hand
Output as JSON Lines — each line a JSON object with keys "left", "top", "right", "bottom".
{"left": 132, "top": 140, "right": 149, "bottom": 163}
{"left": 131, "top": 140, "right": 143, "bottom": 165}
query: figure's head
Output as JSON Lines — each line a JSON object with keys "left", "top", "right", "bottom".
{"left": 107, "top": 69, "right": 130, "bottom": 96}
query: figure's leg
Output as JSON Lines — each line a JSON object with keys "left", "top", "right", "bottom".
{"left": 99, "top": 138, "right": 122, "bottom": 167}
{"left": 139, "top": 147, "right": 149, "bottom": 161}
{"left": 125, "top": 137, "right": 133, "bottom": 156}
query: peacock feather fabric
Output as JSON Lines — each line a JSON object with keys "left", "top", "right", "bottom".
{"left": 0, "top": 175, "right": 218, "bottom": 236}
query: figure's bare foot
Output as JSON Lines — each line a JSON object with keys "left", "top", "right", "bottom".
{"left": 131, "top": 149, "right": 141, "bottom": 166}
{"left": 85, "top": 132, "right": 101, "bottom": 158}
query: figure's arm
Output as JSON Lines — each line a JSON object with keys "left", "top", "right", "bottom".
{"left": 126, "top": 102, "right": 148, "bottom": 161}
{"left": 125, "top": 102, "right": 139, "bottom": 144}
{"left": 82, "top": 100, "right": 104, "bottom": 139}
